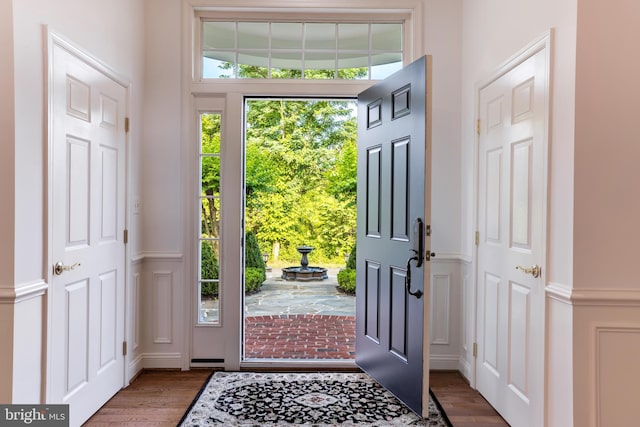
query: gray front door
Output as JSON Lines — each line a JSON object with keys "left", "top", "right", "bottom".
{"left": 355, "top": 56, "right": 432, "bottom": 416}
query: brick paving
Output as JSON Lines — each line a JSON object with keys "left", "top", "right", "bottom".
{"left": 244, "top": 314, "right": 356, "bottom": 359}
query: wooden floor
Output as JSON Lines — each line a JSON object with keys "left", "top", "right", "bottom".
{"left": 430, "top": 371, "right": 510, "bottom": 427}
{"left": 84, "top": 369, "right": 508, "bottom": 427}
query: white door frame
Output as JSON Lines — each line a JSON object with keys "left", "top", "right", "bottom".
{"left": 471, "top": 29, "right": 552, "bottom": 406}
{"left": 180, "top": 0, "right": 426, "bottom": 370}
{"left": 45, "top": 28, "right": 131, "bottom": 396}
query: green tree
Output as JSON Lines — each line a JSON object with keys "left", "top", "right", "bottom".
{"left": 201, "top": 114, "right": 221, "bottom": 240}
{"left": 245, "top": 231, "right": 266, "bottom": 286}
{"left": 243, "top": 94, "right": 357, "bottom": 264}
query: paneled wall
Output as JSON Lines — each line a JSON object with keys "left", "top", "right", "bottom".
{"left": 134, "top": 254, "right": 185, "bottom": 370}
{"left": 429, "top": 257, "right": 464, "bottom": 370}
{"left": 133, "top": 255, "right": 465, "bottom": 370}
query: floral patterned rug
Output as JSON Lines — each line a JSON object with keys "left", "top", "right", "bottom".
{"left": 179, "top": 372, "right": 451, "bottom": 426}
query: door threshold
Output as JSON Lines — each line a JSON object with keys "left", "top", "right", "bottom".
{"left": 241, "top": 359, "right": 359, "bottom": 371}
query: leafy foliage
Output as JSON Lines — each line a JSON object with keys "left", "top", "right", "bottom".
{"left": 245, "top": 268, "right": 265, "bottom": 294}
{"left": 245, "top": 231, "right": 266, "bottom": 284}
{"left": 201, "top": 241, "right": 219, "bottom": 297}
{"left": 337, "top": 269, "right": 356, "bottom": 294}
{"left": 346, "top": 244, "right": 356, "bottom": 270}
{"left": 245, "top": 98, "right": 357, "bottom": 264}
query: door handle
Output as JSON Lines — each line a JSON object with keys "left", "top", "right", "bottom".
{"left": 516, "top": 264, "right": 541, "bottom": 278}
{"left": 404, "top": 251, "right": 423, "bottom": 299}
{"left": 54, "top": 261, "right": 81, "bottom": 276}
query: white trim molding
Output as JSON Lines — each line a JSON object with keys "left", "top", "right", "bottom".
{"left": 0, "top": 280, "right": 47, "bottom": 304}
{"left": 573, "top": 288, "right": 640, "bottom": 307}
{"left": 546, "top": 284, "right": 640, "bottom": 307}
{"left": 546, "top": 281, "right": 573, "bottom": 304}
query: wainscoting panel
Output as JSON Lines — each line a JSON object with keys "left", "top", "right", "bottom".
{"left": 572, "top": 289, "right": 640, "bottom": 427}
{"left": 459, "top": 259, "right": 474, "bottom": 380}
{"left": 431, "top": 274, "right": 451, "bottom": 345}
{"left": 138, "top": 253, "right": 184, "bottom": 370}
{"left": 152, "top": 271, "right": 174, "bottom": 344}
{"left": 428, "top": 256, "right": 463, "bottom": 370}
{"left": 127, "top": 257, "right": 143, "bottom": 380}
{"left": 595, "top": 325, "right": 640, "bottom": 427}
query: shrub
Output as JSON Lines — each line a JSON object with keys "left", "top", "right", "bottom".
{"left": 346, "top": 244, "right": 356, "bottom": 269}
{"left": 201, "top": 241, "right": 219, "bottom": 297}
{"left": 245, "top": 231, "right": 266, "bottom": 291}
{"left": 337, "top": 268, "right": 356, "bottom": 294}
{"left": 245, "top": 267, "right": 265, "bottom": 294}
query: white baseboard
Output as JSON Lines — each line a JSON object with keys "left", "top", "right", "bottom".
{"left": 128, "top": 354, "right": 144, "bottom": 382}
{"left": 429, "top": 354, "right": 460, "bottom": 371}
{"left": 141, "top": 352, "right": 184, "bottom": 369}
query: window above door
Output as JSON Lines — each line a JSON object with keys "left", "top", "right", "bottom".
{"left": 195, "top": 13, "right": 409, "bottom": 81}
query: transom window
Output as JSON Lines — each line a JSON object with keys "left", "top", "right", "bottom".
{"left": 201, "top": 20, "right": 403, "bottom": 80}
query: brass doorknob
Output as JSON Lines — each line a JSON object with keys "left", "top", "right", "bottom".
{"left": 516, "top": 264, "right": 541, "bottom": 278}
{"left": 54, "top": 261, "right": 81, "bottom": 276}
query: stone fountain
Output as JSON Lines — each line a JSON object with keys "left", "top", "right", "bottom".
{"left": 281, "top": 245, "right": 328, "bottom": 281}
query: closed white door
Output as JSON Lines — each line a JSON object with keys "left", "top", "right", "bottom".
{"left": 49, "top": 39, "right": 126, "bottom": 426}
{"left": 476, "top": 47, "right": 547, "bottom": 427}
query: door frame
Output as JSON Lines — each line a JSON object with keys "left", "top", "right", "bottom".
{"left": 471, "top": 29, "right": 552, "bottom": 404}
{"left": 45, "top": 28, "right": 131, "bottom": 397}
{"left": 180, "top": 0, "right": 427, "bottom": 370}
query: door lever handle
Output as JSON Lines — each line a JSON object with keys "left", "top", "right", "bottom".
{"left": 405, "top": 252, "right": 423, "bottom": 299}
{"left": 516, "top": 264, "right": 541, "bottom": 278}
{"left": 54, "top": 261, "right": 81, "bottom": 276}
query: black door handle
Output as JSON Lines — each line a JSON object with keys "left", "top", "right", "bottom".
{"left": 405, "top": 251, "right": 423, "bottom": 299}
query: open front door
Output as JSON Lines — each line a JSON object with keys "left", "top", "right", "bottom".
{"left": 355, "top": 56, "right": 432, "bottom": 416}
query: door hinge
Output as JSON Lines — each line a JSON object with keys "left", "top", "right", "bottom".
{"left": 473, "top": 342, "right": 478, "bottom": 358}
{"left": 124, "top": 229, "right": 129, "bottom": 244}
{"left": 475, "top": 231, "right": 479, "bottom": 246}
{"left": 122, "top": 341, "right": 128, "bottom": 356}
{"left": 124, "top": 117, "right": 130, "bottom": 133}
{"left": 476, "top": 118, "right": 481, "bottom": 135}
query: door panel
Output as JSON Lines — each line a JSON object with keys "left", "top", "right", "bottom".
{"left": 476, "top": 48, "right": 547, "bottom": 427}
{"left": 50, "top": 41, "right": 126, "bottom": 426}
{"left": 356, "top": 56, "right": 431, "bottom": 416}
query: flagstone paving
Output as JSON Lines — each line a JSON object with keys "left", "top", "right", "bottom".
{"left": 244, "top": 268, "right": 356, "bottom": 359}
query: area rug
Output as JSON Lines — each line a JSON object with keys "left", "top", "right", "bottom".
{"left": 179, "top": 371, "right": 452, "bottom": 426}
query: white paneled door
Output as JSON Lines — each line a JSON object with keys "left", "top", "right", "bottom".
{"left": 476, "top": 46, "right": 548, "bottom": 427}
{"left": 49, "top": 38, "right": 126, "bottom": 426}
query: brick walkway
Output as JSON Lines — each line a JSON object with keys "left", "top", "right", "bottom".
{"left": 244, "top": 314, "right": 356, "bottom": 359}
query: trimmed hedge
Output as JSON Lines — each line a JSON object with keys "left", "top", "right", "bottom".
{"left": 201, "top": 231, "right": 267, "bottom": 298}
{"left": 337, "top": 268, "right": 356, "bottom": 294}
{"left": 245, "top": 267, "right": 264, "bottom": 294}
{"left": 201, "top": 241, "right": 219, "bottom": 297}
{"left": 346, "top": 244, "right": 356, "bottom": 270}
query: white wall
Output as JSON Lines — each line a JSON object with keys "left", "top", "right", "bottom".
{"left": 141, "top": 0, "right": 183, "bottom": 255}
{"left": 0, "top": 0, "right": 16, "bottom": 403}
{"left": 573, "top": 1, "right": 640, "bottom": 425}
{"left": 424, "top": 0, "right": 463, "bottom": 257}
{"left": 3, "top": 0, "right": 145, "bottom": 403}
{"left": 460, "top": 0, "right": 577, "bottom": 425}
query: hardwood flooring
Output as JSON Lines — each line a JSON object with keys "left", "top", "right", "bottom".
{"left": 431, "top": 371, "right": 509, "bottom": 426}
{"left": 84, "top": 369, "right": 508, "bottom": 426}
{"left": 84, "top": 369, "right": 213, "bottom": 426}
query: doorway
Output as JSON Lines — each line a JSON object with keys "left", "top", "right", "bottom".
{"left": 242, "top": 98, "right": 358, "bottom": 361}
{"left": 47, "top": 32, "right": 128, "bottom": 426}
{"left": 474, "top": 35, "right": 549, "bottom": 427}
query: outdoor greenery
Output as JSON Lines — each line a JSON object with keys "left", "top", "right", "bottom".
{"left": 200, "top": 65, "right": 360, "bottom": 299}
{"left": 337, "top": 269, "right": 356, "bottom": 294}
{"left": 245, "top": 98, "right": 358, "bottom": 265}
{"left": 245, "top": 231, "right": 266, "bottom": 293}
{"left": 200, "top": 240, "right": 219, "bottom": 297}
{"left": 337, "top": 243, "right": 357, "bottom": 294}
